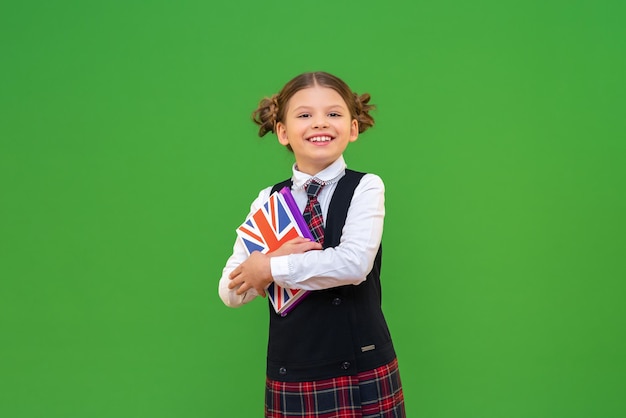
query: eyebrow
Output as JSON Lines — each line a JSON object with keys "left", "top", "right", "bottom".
{"left": 291, "top": 104, "right": 348, "bottom": 112}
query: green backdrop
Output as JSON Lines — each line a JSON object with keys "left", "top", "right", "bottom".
{"left": 1, "top": 1, "right": 624, "bottom": 417}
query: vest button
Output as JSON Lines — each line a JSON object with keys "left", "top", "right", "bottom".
{"left": 279, "top": 367, "right": 287, "bottom": 375}
{"left": 332, "top": 297, "right": 342, "bottom": 306}
{"left": 341, "top": 361, "right": 351, "bottom": 370}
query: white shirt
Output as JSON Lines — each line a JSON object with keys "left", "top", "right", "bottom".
{"left": 218, "top": 156, "right": 385, "bottom": 308}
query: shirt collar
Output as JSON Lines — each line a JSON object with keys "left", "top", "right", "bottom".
{"left": 291, "top": 155, "right": 347, "bottom": 189}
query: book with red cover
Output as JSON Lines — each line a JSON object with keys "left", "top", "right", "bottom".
{"left": 236, "top": 187, "right": 312, "bottom": 316}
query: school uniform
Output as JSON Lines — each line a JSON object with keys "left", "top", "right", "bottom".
{"left": 219, "top": 156, "right": 405, "bottom": 417}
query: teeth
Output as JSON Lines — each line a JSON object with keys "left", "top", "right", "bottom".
{"left": 309, "top": 136, "right": 332, "bottom": 142}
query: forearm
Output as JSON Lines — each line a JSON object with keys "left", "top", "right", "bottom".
{"left": 271, "top": 245, "right": 378, "bottom": 290}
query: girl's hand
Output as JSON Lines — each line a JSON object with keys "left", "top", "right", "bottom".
{"left": 269, "top": 237, "right": 322, "bottom": 257}
{"left": 228, "top": 251, "right": 272, "bottom": 297}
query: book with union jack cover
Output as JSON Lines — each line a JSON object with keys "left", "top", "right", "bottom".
{"left": 236, "top": 187, "right": 313, "bottom": 316}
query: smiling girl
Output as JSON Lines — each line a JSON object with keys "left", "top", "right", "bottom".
{"left": 218, "top": 72, "right": 405, "bottom": 417}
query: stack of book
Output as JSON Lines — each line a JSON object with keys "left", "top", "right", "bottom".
{"left": 236, "top": 187, "right": 313, "bottom": 316}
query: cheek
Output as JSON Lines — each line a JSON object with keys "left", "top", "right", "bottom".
{"left": 288, "top": 122, "right": 307, "bottom": 136}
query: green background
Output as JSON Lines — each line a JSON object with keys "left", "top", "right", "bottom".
{"left": 1, "top": 1, "right": 624, "bottom": 417}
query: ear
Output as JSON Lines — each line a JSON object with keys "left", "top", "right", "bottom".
{"left": 276, "top": 122, "right": 290, "bottom": 146}
{"left": 349, "top": 118, "right": 359, "bottom": 142}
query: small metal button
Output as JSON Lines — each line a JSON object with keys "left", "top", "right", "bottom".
{"left": 279, "top": 367, "right": 287, "bottom": 375}
{"left": 332, "top": 297, "right": 342, "bottom": 306}
{"left": 341, "top": 361, "right": 351, "bottom": 370}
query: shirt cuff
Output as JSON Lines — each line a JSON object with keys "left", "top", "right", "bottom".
{"left": 270, "top": 255, "right": 292, "bottom": 288}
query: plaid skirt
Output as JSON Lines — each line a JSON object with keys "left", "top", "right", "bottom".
{"left": 265, "top": 358, "right": 405, "bottom": 418}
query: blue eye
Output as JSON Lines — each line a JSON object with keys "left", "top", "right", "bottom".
{"left": 328, "top": 112, "right": 341, "bottom": 117}
{"left": 298, "top": 113, "right": 311, "bottom": 118}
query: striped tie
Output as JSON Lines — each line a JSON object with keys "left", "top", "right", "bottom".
{"left": 303, "top": 179, "right": 325, "bottom": 245}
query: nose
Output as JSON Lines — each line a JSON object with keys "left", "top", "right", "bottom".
{"left": 312, "top": 114, "right": 329, "bottom": 128}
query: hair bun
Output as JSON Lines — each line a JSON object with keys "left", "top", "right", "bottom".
{"left": 252, "top": 94, "right": 280, "bottom": 137}
{"left": 353, "top": 92, "right": 375, "bottom": 133}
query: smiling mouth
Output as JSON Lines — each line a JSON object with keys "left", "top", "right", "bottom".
{"left": 308, "top": 135, "right": 333, "bottom": 143}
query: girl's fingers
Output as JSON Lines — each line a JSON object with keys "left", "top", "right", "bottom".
{"left": 235, "top": 282, "right": 248, "bottom": 295}
{"left": 228, "top": 271, "right": 242, "bottom": 289}
{"left": 228, "top": 266, "right": 240, "bottom": 280}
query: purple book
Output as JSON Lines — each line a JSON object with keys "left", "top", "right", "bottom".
{"left": 272, "top": 187, "right": 313, "bottom": 315}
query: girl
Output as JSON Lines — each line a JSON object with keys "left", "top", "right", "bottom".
{"left": 219, "top": 71, "right": 405, "bottom": 417}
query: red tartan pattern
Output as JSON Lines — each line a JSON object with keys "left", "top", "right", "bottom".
{"left": 265, "top": 358, "right": 405, "bottom": 418}
{"left": 302, "top": 180, "right": 325, "bottom": 245}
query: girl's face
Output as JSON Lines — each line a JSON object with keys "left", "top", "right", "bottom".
{"left": 276, "top": 86, "right": 358, "bottom": 175}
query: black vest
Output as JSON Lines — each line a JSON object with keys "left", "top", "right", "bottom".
{"left": 267, "top": 169, "right": 396, "bottom": 382}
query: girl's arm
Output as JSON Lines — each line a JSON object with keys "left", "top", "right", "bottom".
{"left": 270, "top": 174, "right": 385, "bottom": 291}
{"left": 219, "top": 173, "right": 385, "bottom": 305}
